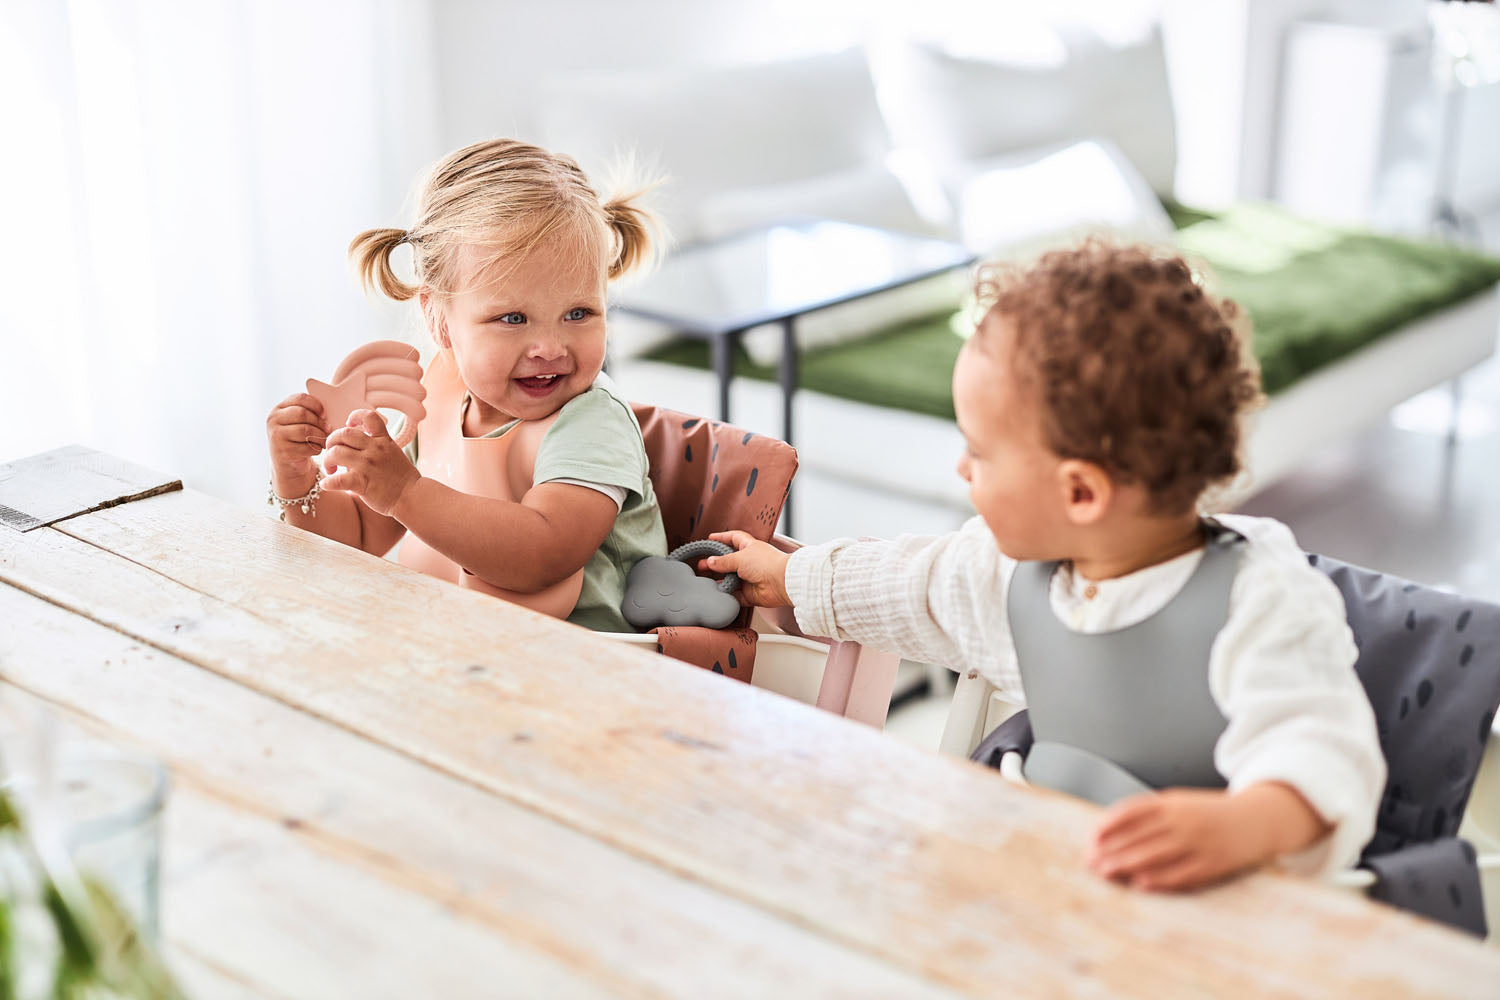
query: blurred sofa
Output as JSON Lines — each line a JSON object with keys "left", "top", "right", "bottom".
{"left": 530, "top": 27, "right": 1500, "bottom": 541}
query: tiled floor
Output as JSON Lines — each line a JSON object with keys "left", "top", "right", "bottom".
{"left": 885, "top": 341, "right": 1500, "bottom": 752}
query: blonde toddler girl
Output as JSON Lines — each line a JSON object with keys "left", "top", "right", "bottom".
{"left": 266, "top": 138, "right": 667, "bottom": 632}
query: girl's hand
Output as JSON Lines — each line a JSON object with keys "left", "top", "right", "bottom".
{"left": 321, "top": 409, "right": 421, "bottom": 517}
{"left": 701, "top": 530, "right": 793, "bottom": 608}
{"left": 1085, "top": 782, "right": 1326, "bottom": 891}
{"left": 266, "top": 392, "right": 328, "bottom": 495}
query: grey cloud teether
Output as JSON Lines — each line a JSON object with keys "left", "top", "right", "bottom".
{"left": 621, "top": 540, "right": 741, "bottom": 630}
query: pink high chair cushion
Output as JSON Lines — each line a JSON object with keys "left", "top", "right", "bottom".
{"left": 631, "top": 405, "right": 797, "bottom": 551}
{"left": 630, "top": 404, "right": 799, "bottom": 679}
{"left": 652, "top": 626, "right": 756, "bottom": 686}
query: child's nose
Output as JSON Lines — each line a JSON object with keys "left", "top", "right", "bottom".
{"left": 956, "top": 453, "right": 971, "bottom": 482}
{"left": 526, "top": 329, "right": 568, "bottom": 359}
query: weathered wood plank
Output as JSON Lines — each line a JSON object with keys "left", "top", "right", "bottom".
{"left": 0, "top": 582, "right": 962, "bottom": 1000}
{"left": 164, "top": 950, "right": 280, "bottom": 1000}
{"left": 3, "top": 488, "right": 1496, "bottom": 998}
{"left": 0, "top": 687, "right": 610, "bottom": 999}
{"left": 160, "top": 785, "right": 613, "bottom": 1000}
{"left": 0, "top": 444, "right": 180, "bottom": 531}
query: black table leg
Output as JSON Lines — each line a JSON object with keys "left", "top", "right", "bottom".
{"left": 778, "top": 318, "right": 798, "bottom": 447}
{"left": 779, "top": 317, "right": 798, "bottom": 536}
{"left": 711, "top": 330, "right": 735, "bottom": 423}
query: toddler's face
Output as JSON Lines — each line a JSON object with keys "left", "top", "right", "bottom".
{"left": 434, "top": 237, "right": 607, "bottom": 428}
{"left": 953, "top": 316, "right": 1070, "bottom": 560}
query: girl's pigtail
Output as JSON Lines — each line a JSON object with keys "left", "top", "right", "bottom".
{"left": 601, "top": 191, "right": 660, "bottom": 280}
{"left": 347, "top": 227, "right": 418, "bottom": 301}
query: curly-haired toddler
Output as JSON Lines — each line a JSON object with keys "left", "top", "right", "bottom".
{"left": 707, "top": 241, "right": 1385, "bottom": 892}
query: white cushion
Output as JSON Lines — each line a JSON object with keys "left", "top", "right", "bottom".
{"left": 533, "top": 48, "right": 893, "bottom": 243}
{"left": 881, "top": 26, "right": 1177, "bottom": 197}
{"left": 954, "top": 138, "right": 1176, "bottom": 258}
{"left": 695, "top": 162, "right": 943, "bottom": 241}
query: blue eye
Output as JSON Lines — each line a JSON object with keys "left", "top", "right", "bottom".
{"left": 495, "top": 312, "right": 525, "bottom": 325}
{"left": 565, "top": 307, "right": 593, "bottom": 321}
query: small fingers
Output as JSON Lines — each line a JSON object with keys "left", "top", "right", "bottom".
{"left": 1092, "top": 795, "right": 1163, "bottom": 844}
{"left": 1092, "top": 834, "right": 1191, "bottom": 882}
{"left": 702, "top": 551, "right": 743, "bottom": 573}
{"left": 349, "top": 408, "right": 390, "bottom": 438}
{"left": 320, "top": 469, "right": 357, "bottom": 493}
{"left": 1128, "top": 853, "right": 1217, "bottom": 893}
{"left": 276, "top": 392, "right": 327, "bottom": 415}
{"left": 322, "top": 444, "right": 366, "bottom": 474}
{"left": 326, "top": 425, "right": 372, "bottom": 452}
{"left": 1089, "top": 818, "right": 1172, "bottom": 869}
{"left": 708, "top": 530, "right": 757, "bottom": 551}
{"left": 268, "top": 404, "right": 329, "bottom": 434}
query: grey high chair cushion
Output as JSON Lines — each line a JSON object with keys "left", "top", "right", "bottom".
{"left": 1307, "top": 553, "right": 1500, "bottom": 937}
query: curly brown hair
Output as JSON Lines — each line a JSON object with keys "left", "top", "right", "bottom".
{"left": 973, "top": 240, "right": 1263, "bottom": 515}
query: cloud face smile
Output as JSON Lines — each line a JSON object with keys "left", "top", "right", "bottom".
{"left": 622, "top": 557, "right": 741, "bottom": 630}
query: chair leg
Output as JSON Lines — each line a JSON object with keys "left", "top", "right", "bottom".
{"left": 939, "top": 669, "right": 996, "bottom": 757}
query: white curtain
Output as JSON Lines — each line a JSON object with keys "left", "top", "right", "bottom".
{"left": 0, "top": 0, "right": 439, "bottom": 505}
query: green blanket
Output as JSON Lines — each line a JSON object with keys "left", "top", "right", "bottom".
{"left": 643, "top": 202, "right": 1500, "bottom": 420}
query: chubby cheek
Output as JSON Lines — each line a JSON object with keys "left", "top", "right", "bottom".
{"left": 569, "top": 341, "right": 607, "bottom": 386}
{"left": 461, "top": 342, "right": 521, "bottom": 391}
{"left": 969, "top": 479, "right": 1006, "bottom": 528}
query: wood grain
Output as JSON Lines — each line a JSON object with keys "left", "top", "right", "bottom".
{"left": 0, "top": 582, "right": 960, "bottom": 1000}
{"left": 3, "top": 485, "right": 1496, "bottom": 998}
{"left": 0, "top": 444, "right": 180, "bottom": 531}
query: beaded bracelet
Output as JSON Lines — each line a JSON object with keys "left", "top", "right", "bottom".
{"left": 267, "top": 467, "right": 324, "bottom": 519}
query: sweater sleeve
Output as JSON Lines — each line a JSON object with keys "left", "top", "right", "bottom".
{"left": 1208, "top": 518, "right": 1386, "bottom": 877}
{"left": 784, "top": 515, "right": 1026, "bottom": 702}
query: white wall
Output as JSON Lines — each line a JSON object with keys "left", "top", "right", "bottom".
{"left": 14, "top": 0, "right": 1492, "bottom": 507}
{"left": 0, "top": 0, "right": 445, "bottom": 506}
{"left": 430, "top": 0, "right": 879, "bottom": 150}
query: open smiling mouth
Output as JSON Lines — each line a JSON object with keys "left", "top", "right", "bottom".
{"left": 515, "top": 374, "right": 565, "bottom": 396}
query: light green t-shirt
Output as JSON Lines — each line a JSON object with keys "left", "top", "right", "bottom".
{"left": 405, "top": 373, "right": 666, "bottom": 632}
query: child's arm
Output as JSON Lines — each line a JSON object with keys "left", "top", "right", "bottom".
{"left": 1091, "top": 518, "right": 1385, "bottom": 891}
{"left": 706, "top": 519, "right": 1022, "bottom": 692}
{"left": 268, "top": 395, "right": 406, "bottom": 556}
{"left": 324, "top": 409, "right": 615, "bottom": 592}
{"left": 1087, "top": 782, "right": 1330, "bottom": 891}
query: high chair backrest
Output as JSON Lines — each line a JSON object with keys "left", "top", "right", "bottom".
{"left": 629, "top": 404, "right": 796, "bottom": 681}
{"left": 1306, "top": 553, "right": 1500, "bottom": 936}
{"left": 631, "top": 405, "right": 797, "bottom": 553}
{"left": 624, "top": 404, "right": 899, "bottom": 728}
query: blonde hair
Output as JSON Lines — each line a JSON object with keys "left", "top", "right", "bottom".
{"left": 348, "top": 138, "right": 660, "bottom": 301}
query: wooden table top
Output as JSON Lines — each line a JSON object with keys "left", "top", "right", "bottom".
{"left": 2, "top": 464, "right": 1496, "bottom": 998}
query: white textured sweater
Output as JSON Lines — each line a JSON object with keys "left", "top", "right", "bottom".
{"left": 786, "top": 513, "right": 1386, "bottom": 876}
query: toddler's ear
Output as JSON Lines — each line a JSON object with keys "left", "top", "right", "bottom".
{"left": 1058, "top": 459, "right": 1112, "bottom": 526}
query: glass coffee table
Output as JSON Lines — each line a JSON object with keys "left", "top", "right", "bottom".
{"left": 612, "top": 218, "right": 975, "bottom": 449}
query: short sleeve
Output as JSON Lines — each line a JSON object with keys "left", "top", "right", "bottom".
{"left": 533, "top": 386, "right": 650, "bottom": 498}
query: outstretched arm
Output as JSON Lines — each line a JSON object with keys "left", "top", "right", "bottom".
{"left": 324, "top": 409, "right": 615, "bottom": 592}
{"left": 706, "top": 518, "right": 1023, "bottom": 693}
